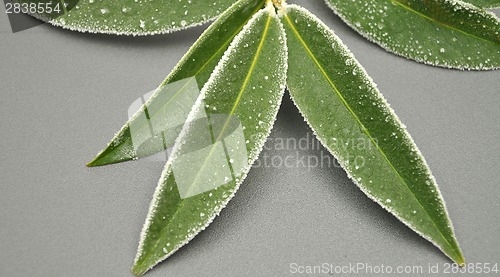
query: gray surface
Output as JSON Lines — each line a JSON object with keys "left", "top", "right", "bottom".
{"left": 1, "top": 1, "right": 499, "bottom": 276}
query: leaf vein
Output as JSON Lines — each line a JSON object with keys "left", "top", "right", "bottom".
{"left": 391, "top": 0, "right": 498, "bottom": 45}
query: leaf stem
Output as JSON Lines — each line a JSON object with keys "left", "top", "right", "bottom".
{"left": 268, "top": 0, "right": 285, "bottom": 9}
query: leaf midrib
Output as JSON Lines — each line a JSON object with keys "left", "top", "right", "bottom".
{"left": 283, "top": 11, "right": 461, "bottom": 260}
{"left": 173, "top": 13, "right": 273, "bottom": 218}
{"left": 135, "top": 12, "right": 273, "bottom": 271}
{"left": 391, "top": 0, "right": 498, "bottom": 45}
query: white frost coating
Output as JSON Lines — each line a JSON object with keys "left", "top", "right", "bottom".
{"left": 28, "top": 0, "right": 231, "bottom": 36}
{"left": 282, "top": 4, "right": 462, "bottom": 263}
{"left": 45, "top": 15, "right": 211, "bottom": 36}
{"left": 133, "top": 4, "right": 288, "bottom": 273}
{"left": 323, "top": 0, "right": 499, "bottom": 70}
{"left": 88, "top": 0, "right": 259, "bottom": 163}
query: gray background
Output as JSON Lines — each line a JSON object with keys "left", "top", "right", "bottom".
{"left": 1, "top": 1, "right": 499, "bottom": 276}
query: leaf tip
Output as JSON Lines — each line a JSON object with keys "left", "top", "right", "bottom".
{"left": 455, "top": 252, "right": 466, "bottom": 267}
{"left": 86, "top": 155, "right": 104, "bottom": 167}
{"left": 446, "top": 243, "right": 465, "bottom": 267}
{"left": 86, "top": 148, "right": 134, "bottom": 167}
{"left": 86, "top": 159, "right": 97, "bottom": 167}
{"left": 131, "top": 269, "right": 143, "bottom": 277}
{"left": 131, "top": 262, "right": 149, "bottom": 277}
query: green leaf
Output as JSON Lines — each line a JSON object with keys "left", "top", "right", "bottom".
{"left": 462, "top": 0, "right": 500, "bottom": 9}
{"left": 87, "top": 0, "right": 266, "bottom": 167}
{"left": 324, "top": 0, "right": 500, "bottom": 70}
{"left": 132, "top": 5, "right": 287, "bottom": 276}
{"left": 23, "top": 0, "right": 238, "bottom": 35}
{"left": 281, "top": 4, "right": 464, "bottom": 264}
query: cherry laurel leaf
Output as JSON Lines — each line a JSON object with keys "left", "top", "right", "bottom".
{"left": 324, "top": 0, "right": 500, "bottom": 70}
{"left": 281, "top": 4, "right": 464, "bottom": 264}
{"left": 132, "top": 5, "right": 287, "bottom": 276}
{"left": 21, "top": 0, "right": 239, "bottom": 35}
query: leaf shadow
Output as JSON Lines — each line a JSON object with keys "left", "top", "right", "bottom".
{"left": 146, "top": 92, "right": 450, "bottom": 275}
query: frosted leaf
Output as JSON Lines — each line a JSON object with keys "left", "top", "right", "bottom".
{"left": 324, "top": 0, "right": 500, "bottom": 70}
{"left": 281, "top": 4, "right": 464, "bottom": 265}
{"left": 25, "top": 0, "right": 237, "bottom": 36}
{"left": 132, "top": 4, "right": 288, "bottom": 275}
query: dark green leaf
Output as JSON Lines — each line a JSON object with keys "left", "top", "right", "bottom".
{"left": 23, "top": 0, "right": 238, "bottom": 35}
{"left": 132, "top": 5, "right": 287, "bottom": 275}
{"left": 282, "top": 4, "right": 464, "bottom": 264}
{"left": 87, "top": 0, "right": 265, "bottom": 167}
{"left": 324, "top": 0, "right": 500, "bottom": 69}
